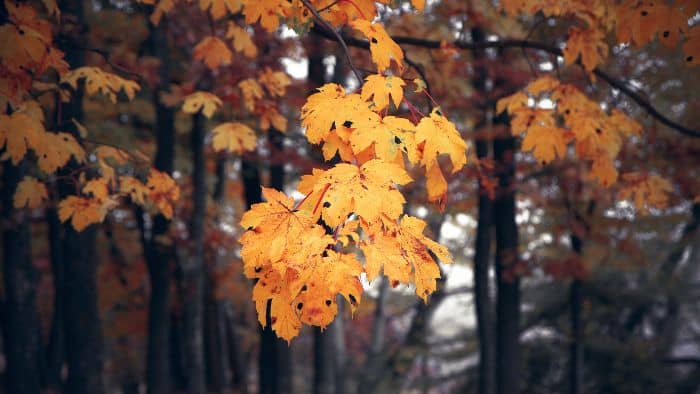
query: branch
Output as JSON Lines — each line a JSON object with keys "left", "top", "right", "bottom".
{"left": 300, "top": 0, "right": 364, "bottom": 84}
{"left": 310, "top": 26, "right": 700, "bottom": 138}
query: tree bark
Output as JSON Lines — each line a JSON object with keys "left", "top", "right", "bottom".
{"left": 180, "top": 112, "right": 207, "bottom": 393}
{"left": 493, "top": 136, "right": 520, "bottom": 394}
{"left": 46, "top": 208, "right": 65, "bottom": 390}
{"left": 1, "top": 161, "right": 42, "bottom": 394}
{"left": 474, "top": 138, "right": 496, "bottom": 394}
{"left": 471, "top": 25, "right": 496, "bottom": 394}
{"left": 142, "top": 14, "right": 176, "bottom": 394}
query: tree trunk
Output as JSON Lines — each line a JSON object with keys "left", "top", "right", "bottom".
{"left": 143, "top": 14, "right": 176, "bottom": 394}
{"left": 205, "top": 157, "right": 232, "bottom": 392}
{"left": 471, "top": 25, "right": 496, "bottom": 394}
{"left": 180, "top": 112, "right": 207, "bottom": 393}
{"left": 1, "top": 161, "right": 41, "bottom": 394}
{"left": 474, "top": 138, "right": 496, "bottom": 394}
{"left": 314, "top": 327, "right": 336, "bottom": 394}
{"left": 493, "top": 136, "right": 520, "bottom": 394}
{"left": 46, "top": 208, "right": 65, "bottom": 390}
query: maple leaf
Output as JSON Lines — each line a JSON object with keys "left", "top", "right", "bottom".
{"left": 243, "top": 0, "right": 290, "bottom": 32}
{"left": 211, "top": 122, "right": 257, "bottom": 153}
{"left": 199, "top": 0, "right": 242, "bottom": 20}
{"left": 526, "top": 75, "right": 560, "bottom": 96}
{"left": 618, "top": 173, "right": 674, "bottom": 213}
{"left": 415, "top": 109, "right": 468, "bottom": 173}
{"left": 360, "top": 215, "right": 452, "bottom": 301}
{"left": 238, "top": 79, "right": 263, "bottom": 112}
{"left": 293, "top": 250, "right": 363, "bottom": 328}
{"left": 521, "top": 126, "right": 571, "bottom": 164}
{"left": 193, "top": 36, "right": 232, "bottom": 70}
{"left": 182, "top": 91, "right": 222, "bottom": 118}
{"left": 300, "top": 83, "right": 374, "bottom": 144}
{"left": 34, "top": 132, "right": 86, "bottom": 175}
{"left": 83, "top": 178, "right": 110, "bottom": 201}
{"left": 119, "top": 176, "right": 149, "bottom": 205}
{"left": 252, "top": 266, "right": 303, "bottom": 341}
{"left": 563, "top": 27, "right": 608, "bottom": 72}
{"left": 0, "top": 111, "right": 44, "bottom": 164}
{"left": 257, "top": 104, "right": 287, "bottom": 132}
{"left": 146, "top": 169, "right": 180, "bottom": 219}
{"left": 496, "top": 91, "right": 529, "bottom": 115}
{"left": 350, "top": 114, "right": 418, "bottom": 164}
{"left": 588, "top": 154, "right": 617, "bottom": 187}
{"left": 58, "top": 195, "right": 110, "bottom": 231}
{"left": 351, "top": 20, "right": 404, "bottom": 72}
{"left": 297, "top": 159, "right": 412, "bottom": 228}
{"left": 61, "top": 67, "right": 140, "bottom": 103}
{"left": 425, "top": 160, "right": 447, "bottom": 203}
{"left": 226, "top": 23, "right": 257, "bottom": 58}
{"left": 258, "top": 67, "right": 291, "bottom": 97}
{"left": 361, "top": 74, "right": 405, "bottom": 111}
{"left": 13, "top": 176, "right": 48, "bottom": 209}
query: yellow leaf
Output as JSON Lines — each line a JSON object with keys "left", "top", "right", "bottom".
{"left": 211, "top": 122, "right": 257, "bottom": 153}
{"left": 350, "top": 114, "right": 418, "bottom": 164}
{"left": 588, "top": 154, "right": 617, "bottom": 187}
{"left": 61, "top": 67, "right": 140, "bottom": 103}
{"left": 258, "top": 67, "right": 291, "bottom": 97}
{"left": 34, "top": 132, "right": 86, "bottom": 175}
{"left": 526, "top": 75, "right": 560, "bottom": 95}
{"left": 361, "top": 74, "right": 405, "bottom": 111}
{"left": 226, "top": 23, "right": 257, "bottom": 58}
{"left": 563, "top": 27, "right": 608, "bottom": 72}
{"left": 182, "top": 91, "right": 222, "bottom": 118}
{"left": 415, "top": 109, "right": 468, "bottom": 173}
{"left": 238, "top": 79, "right": 263, "bottom": 112}
{"left": 243, "top": 0, "right": 290, "bottom": 32}
{"left": 297, "top": 160, "right": 412, "bottom": 228}
{"left": 120, "top": 176, "right": 149, "bottom": 205}
{"left": 147, "top": 169, "right": 180, "bottom": 218}
{"left": 618, "top": 173, "right": 674, "bottom": 213}
{"left": 521, "top": 126, "right": 570, "bottom": 164}
{"left": 13, "top": 176, "right": 48, "bottom": 209}
{"left": 199, "top": 0, "right": 242, "bottom": 19}
{"left": 0, "top": 111, "right": 44, "bottom": 164}
{"left": 293, "top": 250, "right": 363, "bottom": 328}
{"left": 301, "top": 83, "right": 374, "bottom": 144}
{"left": 58, "top": 196, "right": 109, "bottom": 231}
{"left": 351, "top": 20, "right": 404, "bottom": 72}
{"left": 496, "top": 91, "right": 528, "bottom": 115}
{"left": 425, "top": 161, "right": 447, "bottom": 203}
{"left": 193, "top": 36, "right": 232, "bottom": 70}
{"left": 258, "top": 105, "right": 287, "bottom": 132}
{"left": 82, "top": 178, "right": 110, "bottom": 201}
{"left": 360, "top": 215, "right": 452, "bottom": 302}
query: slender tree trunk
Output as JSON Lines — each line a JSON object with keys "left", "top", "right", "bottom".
{"left": 143, "top": 15, "right": 175, "bottom": 394}
{"left": 46, "top": 208, "right": 65, "bottom": 390}
{"left": 205, "top": 157, "right": 232, "bottom": 392}
{"left": 180, "top": 113, "right": 207, "bottom": 393}
{"left": 314, "top": 328, "right": 336, "bottom": 394}
{"left": 471, "top": 25, "right": 497, "bottom": 394}
{"left": 57, "top": 1, "right": 105, "bottom": 389}
{"left": 569, "top": 278, "right": 583, "bottom": 394}
{"left": 226, "top": 302, "right": 249, "bottom": 393}
{"left": 474, "top": 138, "right": 496, "bottom": 394}
{"left": 493, "top": 136, "right": 520, "bottom": 394}
{"left": 1, "top": 161, "right": 41, "bottom": 394}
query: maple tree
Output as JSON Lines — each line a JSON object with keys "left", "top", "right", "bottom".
{"left": 2, "top": 0, "right": 700, "bottom": 393}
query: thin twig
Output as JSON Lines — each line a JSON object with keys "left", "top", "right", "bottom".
{"left": 300, "top": 0, "right": 364, "bottom": 84}
{"left": 310, "top": 26, "right": 700, "bottom": 138}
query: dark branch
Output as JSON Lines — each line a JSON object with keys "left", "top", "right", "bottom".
{"left": 301, "top": 0, "right": 364, "bottom": 84}
{"left": 310, "top": 26, "right": 700, "bottom": 138}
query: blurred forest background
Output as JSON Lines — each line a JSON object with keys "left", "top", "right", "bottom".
{"left": 2, "top": 0, "right": 700, "bottom": 394}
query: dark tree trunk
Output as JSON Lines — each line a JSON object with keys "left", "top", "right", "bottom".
{"left": 56, "top": 1, "right": 105, "bottom": 389}
{"left": 1, "top": 161, "right": 41, "bottom": 394}
{"left": 205, "top": 157, "right": 232, "bottom": 392}
{"left": 471, "top": 25, "right": 496, "bottom": 394}
{"left": 569, "top": 278, "right": 583, "bottom": 394}
{"left": 314, "top": 327, "right": 336, "bottom": 394}
{"left": 180, "top": 113, "right": 207, "bottom": 394}
{"left": 474, "top": 138, "right": 496, "bottom": 394}
{"left": 226, "top": 303, "right": 249, "bottom": 393}
{"left": 493, "top": 136, "right": 520, "bottom": 394}
{"left": 143, "top": 14, "right": 176, "bottom": 394}
{"left": 46, "top": 208, "right": 66, "bottom": 390}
